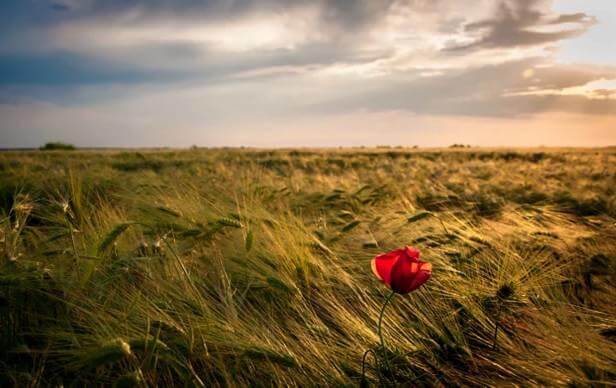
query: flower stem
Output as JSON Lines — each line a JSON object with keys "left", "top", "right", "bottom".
{"left": 378, "top": 291, "right": 396, "bottom": 360}
{"left": 361, "top": 291, "right": 397, "bottom": 385}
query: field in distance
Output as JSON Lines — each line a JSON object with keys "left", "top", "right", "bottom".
{"left": 1, "top": 148, "right": 615, "bottom": 386}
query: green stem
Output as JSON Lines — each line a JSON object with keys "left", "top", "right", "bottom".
{"left": 361, "top": 290, "right": 396, "bottom": 386}
{"left": 377, "top": 290, "right": 396, "bottom": 375}
{"left": 378, "top": 290, "right": 396, "bottom": 351}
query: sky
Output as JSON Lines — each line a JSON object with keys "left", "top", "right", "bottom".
{"left": 0, "top": 0, "right": 615, "bottom": 148}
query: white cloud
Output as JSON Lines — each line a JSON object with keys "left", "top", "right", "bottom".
{"left": 50, "top": 4, "right": 326, "bottom": 54}
{"left": 505, "top": 78, "right": 616, "bottom": 99}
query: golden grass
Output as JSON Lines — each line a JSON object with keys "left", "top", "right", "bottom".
{"left": 0, "top": 148, "right": 614, "bottom": 386}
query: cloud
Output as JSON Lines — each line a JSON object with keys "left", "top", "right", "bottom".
{"left": 306, "top": 58, "right": 616, "bottom": 117}
{"left": 0, "top": 0, "right": 599, "bottom": 77}
{"left": 0, "top": 51, "right": 187, "bottom": 86}
{"left": 445, "top": 0, "right": 595, "bottom": 51}
{"left": 0, "top": 0, "right": 615, "bottom": 148}
{"left": 505, "top": 78, "right": 616, "bottom": 100}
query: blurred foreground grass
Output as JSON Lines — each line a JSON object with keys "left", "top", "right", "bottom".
{"left": 0, "top": 147, "right": 615, "bottom": 386}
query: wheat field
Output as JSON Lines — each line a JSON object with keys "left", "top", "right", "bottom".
{"left": 1, "top": 148, "right": 615, "bottom": 386}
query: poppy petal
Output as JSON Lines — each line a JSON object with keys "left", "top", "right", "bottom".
{"left": 407, "top": 262, "right": 432, "bottom": 291}
{"left": 371, "top": 259, "right": 383, "bottom": 281}
{"left": 389, "top": 256, "right": 417, "bottom": 294}
{"left": 389, "top": 257, "right": 432, "bottom": 294}
{"left": 372, "top": 249, "right": 404, "bottom": 285}
{"left": 405, "top": 246, "right": 421, "bottom": 260}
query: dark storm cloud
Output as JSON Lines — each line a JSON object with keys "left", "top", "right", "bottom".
{"left": 445, "top": 0, "right": 595, "bottom": 51}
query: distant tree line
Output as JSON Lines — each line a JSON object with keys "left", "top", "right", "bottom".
{"left": 40, "top": 142, "right": 76, "bottom": 151}
{"left": 449, "top": 144, "right": 472, "bottom": 148}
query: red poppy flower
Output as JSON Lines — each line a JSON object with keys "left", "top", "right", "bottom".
{"left": 371, "top": 246, "right": 432, "bottom": 294}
